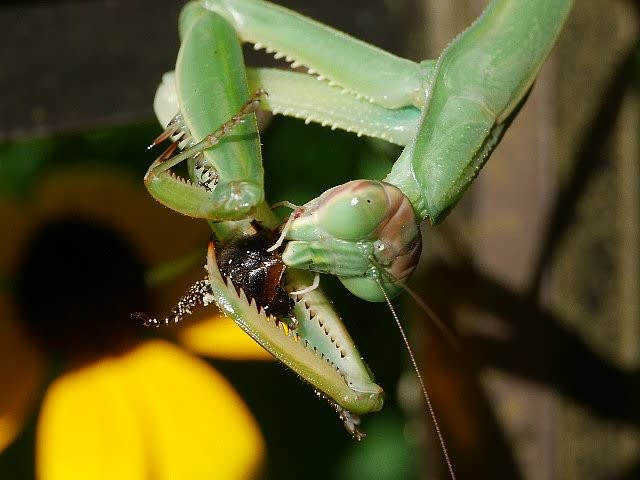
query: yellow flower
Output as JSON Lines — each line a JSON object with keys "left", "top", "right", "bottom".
{"left": 0, "top": 168, "right": 270, "bottom": 479}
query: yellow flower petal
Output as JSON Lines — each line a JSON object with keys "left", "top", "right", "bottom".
{"left": 121, "top": 341, "right": 265, "bottom": 479}
{"left": 0, "top": 302, "right": 45, "bottom": 452}
{"left": 37, "top": 354, "right": 147, "bottom": 480}
{"left": 37, "top": 340, "right": 264, "bottom": 480}
{"left": 179, "top": 313, "right": 274, "bottom": 361}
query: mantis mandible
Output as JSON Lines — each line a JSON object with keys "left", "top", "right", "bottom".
{"left": 142, "top": 0, "right": 573, "bottom": 465}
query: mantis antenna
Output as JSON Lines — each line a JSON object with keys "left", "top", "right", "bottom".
{"left": 398, "top": 282, "right": 460, "bottom": 351}
{"left": 375, "top": 278, "right": 456, "bottom": 480}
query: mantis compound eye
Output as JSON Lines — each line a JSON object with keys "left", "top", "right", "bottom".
{"left": 317, "top": 180, "right": 389, "bottom": 241}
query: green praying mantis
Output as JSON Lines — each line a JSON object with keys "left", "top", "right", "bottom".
{"left": 142, "top": 0, "right": 573, "bottom": 464}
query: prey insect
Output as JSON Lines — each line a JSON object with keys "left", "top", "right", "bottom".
{"left": 141, "top": 0, "right": 573, "bottom": 475}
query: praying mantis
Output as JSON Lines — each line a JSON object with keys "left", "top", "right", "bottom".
{"left": 143, "top": 0, "right": 572, "bottom": 459}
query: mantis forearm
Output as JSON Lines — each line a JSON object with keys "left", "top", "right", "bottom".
{"left": 203, "top": 0, "right": 426, "bottom": 109}
{"left": 155, "top": 66, "right": 423, "bottom": 146}
{"left": 146, "top": 3, "right": 264, "bottom": 220}
{"left": 247, "top": 68, "right": 422, "bottom": 146}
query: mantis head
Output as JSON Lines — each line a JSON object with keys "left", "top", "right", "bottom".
{"left": 282, "top": 180, "right": 422, "bottom": 302}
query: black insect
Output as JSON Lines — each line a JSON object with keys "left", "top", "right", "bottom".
{"left": 213, "top": 221, "right": 293, "bottom": 317}
{"left": 136, "top": 221, "right": 293, "bottom": 328}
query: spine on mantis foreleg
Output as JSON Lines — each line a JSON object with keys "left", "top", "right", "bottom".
{"left": 246, "top": 68, "right": 421, "bottom": 146}
{"left": 146, "top": 2, "right": 264, "bottom": 220}
{"left": 203, "top": 0, "right": 425, "bottom": 109}
{"left": 386, "top": 0, "right": 574, "bottom": 224}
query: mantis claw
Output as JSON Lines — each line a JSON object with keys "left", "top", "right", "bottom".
{"left": 288, "top": 273, "right": 320, "bottom": 297}
{"left": 265, "top": 210, "right": 295, "bottom": 253}
{"left": 323, "top": 392, "right": 365, "bottom": 440}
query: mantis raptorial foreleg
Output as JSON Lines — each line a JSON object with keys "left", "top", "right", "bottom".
{"left": 144, "top": 3, "right": 264, "bottom": 221}
{"left": 205, "top": 0, "right": 428, "bottom": 109}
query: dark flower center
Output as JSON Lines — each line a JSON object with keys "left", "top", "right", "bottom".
{"left": 14, "top": 217, "right": 150, "bottom": 361}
